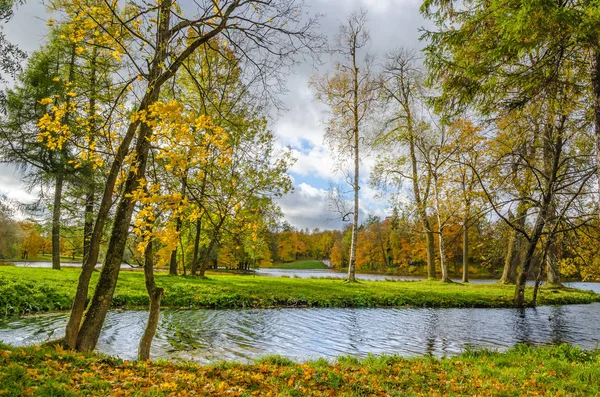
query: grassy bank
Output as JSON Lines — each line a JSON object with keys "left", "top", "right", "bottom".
{"left": 1, "top": 267, "right": 599, "bottom": 317}
{"left": 267, "top": 260, "right": 329, "bottom": 269}
{"left": 0, "top": 342, "right": 598, "bottom": 396}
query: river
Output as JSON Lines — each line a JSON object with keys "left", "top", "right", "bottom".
{"left": 0, "top": 271, "right": 598, "bottom": 363}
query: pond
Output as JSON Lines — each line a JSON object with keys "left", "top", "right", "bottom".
{"left": 1, "top": 302, "right": 599, "bottom": 363}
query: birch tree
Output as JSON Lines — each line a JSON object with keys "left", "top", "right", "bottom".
{"left": 311, "top": 9, "right": 378, "bottom": 282}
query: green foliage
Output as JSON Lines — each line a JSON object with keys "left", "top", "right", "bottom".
{"left": 0, "top": 267, "right": 597, "bottom": 318}
{"left": 0, "top": 343, "right": 599, "bottom": 396}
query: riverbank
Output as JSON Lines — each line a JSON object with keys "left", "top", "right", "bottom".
{"left": 266, "top": 260, "right": 329, "bottom": 269}
{"left": 1, "top": 267, "right": 598, "bottom": 318}
{"left": 0, "top": 342, "right": 598, "bottom": 396}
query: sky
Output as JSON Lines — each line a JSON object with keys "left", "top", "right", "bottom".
{"left": 0, "top": 0, "right": 430, "bottom": 230}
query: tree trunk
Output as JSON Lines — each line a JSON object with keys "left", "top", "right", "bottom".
{"left": 424, "top": 226, "right": 436, "bottom": 279}
{"left": 169, "top": 179, "right": 186, "bottom": 275}
{"left": 51, "top": 171, "right": 64, "bottom": 270}
{"left": 191, "top": 218, "right": 201, "bottom": 276}
{"left": 591, "top": 47, "right": 600, "bottom": 222}
{"left": 168, "top": 214, "right": 182, "bottom": 276}
{"left": 545, "top": 235, "right": 561, "bottom": 286}
{"left": 138, "top": 238, "right": 164, "bottom": 361}
{"left": 346, "top": 35, "right": 360, "bottom": 283}
{"left": 198, "top": 218, "right": 226, "bottom": 277}
{"left": 514, "top": 123, "right": 563, "bottom": 307}
{"left": 545, "top": 201, "right": 561, "bottom": 286}
{"left": 83, "top": 189, "right": 94, "bottom": 262}
{"left": 64, "top": 48, "right": 140, "bottom": 349}
{"left": 432, "top": 175, "right": 450, "bottom": 282}
{"left": 462, "top": 216, "right": 469, "bottom": 283}
{"left": 76, "top": 119, "right": 154, "bottom": 352}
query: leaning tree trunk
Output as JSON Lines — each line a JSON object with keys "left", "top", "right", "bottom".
{"left": 76, "top": 118, "right": 154, "bottom": 352}
{"left": 51, "top": 171, "right": 64, "bottom": 270}
{"left": 83, "top": 188, "right": 94, "bottom": 262}
{"left": 138, "top": 238, "right": 164, "bottom": 361}
{"left": 64, "top": 46, "right": 142, "bottom": 349}
{"left": 514, "top": 124, "right": 563, "bottom": 307}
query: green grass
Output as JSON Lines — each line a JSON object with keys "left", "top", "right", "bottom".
{"left": 6, "top": 254, "right": 84, "bottom": 263}
{"left": 0, "top": 342, "right": 599, "bottom": 396}
{"left": 1, "top": 267, "right": 598, "bottom": 318}
{"left": 268, "top": 260, "right": 329, "bottom": 269}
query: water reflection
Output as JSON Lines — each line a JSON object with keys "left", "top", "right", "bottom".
{"left": 1, "top": 303, "right": 599, "bottom": 363}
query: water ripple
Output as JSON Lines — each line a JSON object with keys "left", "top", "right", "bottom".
{"left": 1, "top": 303, "right": 599, "bottom": 363}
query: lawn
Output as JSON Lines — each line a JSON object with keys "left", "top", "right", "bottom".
{"left": 3, "top": 254, "right": 84, "bottom": 263}
{"left": 0, "top": 342, "right": 598, "bottom": 396}
{"left": 1, "top": 266, "right": 598, "bottom": 318}
{"left": 267, "top": 260, "right": 329, "bottom": 269}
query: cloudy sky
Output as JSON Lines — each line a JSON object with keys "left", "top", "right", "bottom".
{"left": 0, "top": 0, "right": 430, "bottom": 230}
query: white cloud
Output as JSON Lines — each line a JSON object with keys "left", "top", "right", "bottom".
{"left": 276, "top": 182, "right": 344, "bottom": 230}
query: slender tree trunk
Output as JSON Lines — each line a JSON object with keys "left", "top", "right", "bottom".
{"left": 347, "top": 39, "right": 360, "bottom": 283}
{"left": 545, "top": 196, "right": 561, "bottom": 286}
{"left": 83, "top": 189, "right": 94, "bottom": 262}
{"left": 462, "top": 215, "right": 469, "bottom": 283}
{"left": 432, "top": 174, "right": 450, "bottom": 282}
{"left": 138, "top": 238, "right": 164, "bottom": 361}
{"left": 51, "top": 171, "right": 64, "bottom": 270}
{"left": 591, "top": 48, "right": 600, "bottom": 220}
{"left": 409, "top": 135, "right": 435, "bottom": 279}
{"left": 169, "top": 215, "right": 182, "bottom": 275}
{"left": 424, "top": 226, "right": 436, "bottom": 279}
{"left": 500, "top": 212, "right": 517, "bottom": 284}
{"left": 191, "top": 218, "right": 201, "bottom": 276}
{"left": 169, "top": 179, "right": 186, "bottom": 275}
{"left": 545, "top": 232, "right": 561, "bottom": 286}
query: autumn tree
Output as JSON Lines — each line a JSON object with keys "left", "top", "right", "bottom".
{"left": 41, "top": 0, "right": 322, "bottom": 352}
{"left": 312, "top": 9, "right": 379, "bottom": 282}
{"left": 0, "top": 196, "right": 22, "bottom": 259}
{"left": 373, "top": 49, "right": 437, "bottom": 279}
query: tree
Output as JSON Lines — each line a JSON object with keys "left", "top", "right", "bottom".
{"left": 0, "top": 196, "right": 22, "bottom": 259}
{"left": 43, "top": 0, "right": 322, "bottom": 352}
{"left": 18, "top": 221, "right": 45, "bottom": 259}
{"left": 0, "top": 0, "right": 25, "bottom": 110}
{"left": 311, "top": 10, "right": 379, "bottom": 282}
{"left": 374, "top": 49, "right": 437, "bottom": 279}
{"left": 1, "top": 29, "right": 82, "bottom": 271}
{"left": 421, "top": 0, "right": 597, "bottom": 304}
